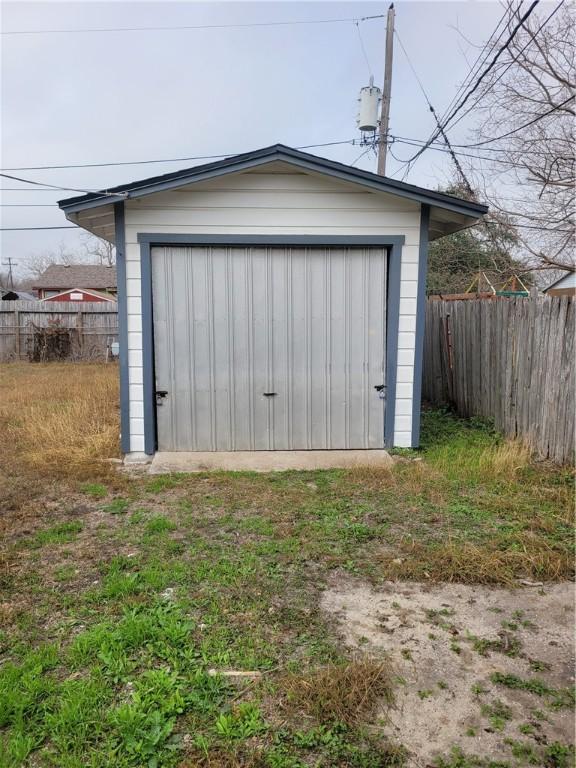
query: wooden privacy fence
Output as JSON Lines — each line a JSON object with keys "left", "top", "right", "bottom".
{"left": 423, "top": 296, "right": 575, "bottom": 464}
{"left": 0, "top": 300, "right": 118, "bottom": 362}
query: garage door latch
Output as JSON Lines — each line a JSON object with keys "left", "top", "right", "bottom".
{"left": 156, "top": 390, "right": 168, "bottom": 405}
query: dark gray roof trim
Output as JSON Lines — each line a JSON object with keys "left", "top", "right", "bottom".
{"left": 58, "top": 144, "right": 488, "bottom": 218}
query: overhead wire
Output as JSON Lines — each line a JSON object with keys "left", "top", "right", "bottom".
{"left": 392, "top": 0, "right": 541, "bottom": 177}
{"left": 1, "top": 13, "right": 387, "bottom": 36}
{"left": 393, "top": 29, "right": 475, "bottom": 193}
{"left": 0, "top": 171, "right": 126, "bottom": 196}
{"left": 354, "top": 21, "right": 374, "bottom": 78}
{"left": 398, "top": 1, "right": 515, "bottom": 179}
{"left": 433, "top": 1, "right": 516, "bottom": 128}
{"left": 0, "top": 139, "right": 358, "bottom": 172}
{"left": 433, "top": 0, "right": 566, "bottom": 137}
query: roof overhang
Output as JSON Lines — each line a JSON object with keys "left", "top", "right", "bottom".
{"left": 59, "top": 144, "right": 488, "bottom": 242}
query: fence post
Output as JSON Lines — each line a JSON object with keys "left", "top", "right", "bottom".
{"left": 14, "top": 309, "right": 21, "bottom": 358}
{"left": 76, "top": 310, "right": 84, "bottom": 354}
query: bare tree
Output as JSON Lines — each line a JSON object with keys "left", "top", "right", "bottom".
{"left": 23, "top": 234, "right": 116, "bottom": 279}
{"left": 81, "top": 234, "right": 116, "bottom": 266}
{"left": 466, "top": 3, "right": 575, "bottom": 274}
{"left": 23, "top": 243, "right": 81, "bottom": 278}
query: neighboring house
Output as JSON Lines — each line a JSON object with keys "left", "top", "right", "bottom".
{"left": 58, "top": 144, "right": 487, "bottom": 459}
{"left": 40, "top": 287, "right": 117, "bottom": 303}
{"left": 32, "top": 264, "right": 117, "bottom": 299}
{"left": 1, "top": 288, "right": 37, "bottom": 301}
{"left": 543, "top": 272, "right": 576, "bottom": 297}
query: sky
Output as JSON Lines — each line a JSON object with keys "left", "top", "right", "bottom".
{"left": 1, "top": 0, "right": 511, "bottom": 277}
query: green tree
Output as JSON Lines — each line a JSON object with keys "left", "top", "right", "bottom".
{"left": 427, "top": 184, "right": 525, "bottom": 295}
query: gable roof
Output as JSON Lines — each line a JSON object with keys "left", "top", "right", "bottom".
{"left": 58, "top": 144, "right": 488, "bottom": 219}
{"left": 39, "top": 287, "right": 117, "bottom": 302}
{"left": 543, "top": 271, "right": 576, "bottom": 292}
{"left": 33, "top": 264, "right": 117, "bottom": 290}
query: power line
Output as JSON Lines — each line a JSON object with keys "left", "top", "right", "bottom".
{"left": 434, "top": 3, "right": 514, "bottom": 128}
{"left": 0, "top": 139, "right": 357, "bottom": 172}
{"left": 0, "top": 226, "right": 78, "bottom": 231}
{"left": 389, "top": 135, "right": 570, "bottom": 169}
{"left": 435, "top": 0, "right": 566, "bottom": 136}
{"left": 354, "top": 21, "right": 373, "bottom": 79}
{"left": 394, "top": 134, "right": 562, "bottom": 157}
{"left": 394, "top": 30, "right": 475, "bottom": 193}
{"left": 401, "top": 2, "right": 514, "bottom": 177}
{"left": 0, "top": 172, "right": 126, "bottom": 196}
{"left": 2, "top": 14, "right": 386, "bottom": 36}
{"left": 441, "top": 0, "right": 541, "bottom": 132}
{"left": 393, "top": 0, "right": 541, "bottom": 176}
{"left": 459, "top": 95, "right": 575, "bottom": 147}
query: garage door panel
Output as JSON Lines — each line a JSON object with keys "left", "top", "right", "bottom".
{"left": 152, "top": 245, "right": 386, "bottom": 451}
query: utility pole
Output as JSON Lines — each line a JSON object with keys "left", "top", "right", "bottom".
{"left": 2, "top": 257, "right": 17, "bottom": 289}
{"left": 377, "top": 3, "right": 395, "bottom": 176}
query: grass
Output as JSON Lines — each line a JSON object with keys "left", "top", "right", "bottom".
{"left": 279, "top": 659, "right": 394, "bottom": 726}
{"left": 0, "top": 362, "right": 119, "bottom": 482}
{"left": 0, "top": 363, "right": 574, "bottom": 767}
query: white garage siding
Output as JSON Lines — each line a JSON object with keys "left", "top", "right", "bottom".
{"left": 121, "top": 168, "right": 424, "bottom": 452}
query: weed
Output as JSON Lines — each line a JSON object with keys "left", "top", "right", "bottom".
{"left": 491, "top": 672, "right": 574, "bottom": 711}
{"left": 418, "top": 689, "right": 433, "bottom": 700}
{"left": 450, "top": 642, "right": 462, "bottom": 655}
{"left": 433, "top": 745, "right": 511, "bottom": 767}
{"left": 144, "top": 515, "right": 177, "bottom": 535}
{"left": 215, "top": 703, "right": 266, "bottom": 740}
{"left": 81, "top": 482, "right": 108, "bottom": 498}
{"left": 470, "top": 633, "right": 522, "bottom": 658}
{"left": 32, "top": 521, "right": 83, "bottom": 547}
{"left": 544, "top": 742, "right": 575, "bottom": 768}
{"left": 528, "top": 658, "right": 551, "bottom": 673}
{"left": 504, "top": 739, "right": 539, "bottom": 763}
{"left": 103, "top": 497, "right": 130, "bottom": 515}
{"left": 480, "top": 700, "right": 512, "bottom": 732}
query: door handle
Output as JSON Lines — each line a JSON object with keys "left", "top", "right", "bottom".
{"left": 263, "top": 392, "right": 277, "bottom": 397}
{"left": 156, "top": 390, "right": 168, "bottom": 405}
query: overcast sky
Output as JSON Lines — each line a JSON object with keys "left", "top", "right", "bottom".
{"left": 1, "top": 1, "right": 511, "bottom": 277}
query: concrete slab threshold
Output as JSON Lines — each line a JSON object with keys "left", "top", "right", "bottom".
{"left": 149, "top": 450, "right": 393, "bottom": 474}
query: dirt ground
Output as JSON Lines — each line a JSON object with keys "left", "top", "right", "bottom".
{"left": 322, "top": 578, "right": 575, "bottom": 767}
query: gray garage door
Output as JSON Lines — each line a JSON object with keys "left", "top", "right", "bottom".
{"left": 152, "top": 245, "right": 387, "bottom": 451}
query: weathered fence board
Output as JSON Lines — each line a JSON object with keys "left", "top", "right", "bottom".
{"left": 423, "top": 296, "right": 575, "bottom": 465}
{"left": 0, "top": 301, "right": 118, "bottom": 361}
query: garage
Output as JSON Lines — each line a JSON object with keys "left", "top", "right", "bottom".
{"left": 58, "top": 144, "right": 487, "bottom": 460}
{"left": 152, "top": 245, "right": 387, "bottom": 451}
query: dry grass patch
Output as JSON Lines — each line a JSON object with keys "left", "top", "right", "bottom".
{"left": 0, "top": 363, "right": 121, "bottom": 514}
{"left": 180, "top": 748, "right": 268, "bottom": 768}
{"left": 0, "top": 362, "right": 119, "bottom": 478}
{"left": 378, "top": 534, "right": 574, "bottom": 585}
{"left": 279, "top": 658, "right": 394, "bottom": 726}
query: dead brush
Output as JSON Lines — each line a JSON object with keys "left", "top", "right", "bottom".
{"left": 278, "top": 658, "right": 394, "bottom": 726}
{"left": 379, "top": 535, "right": 575, "bottom": 585}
